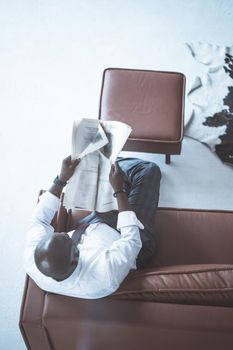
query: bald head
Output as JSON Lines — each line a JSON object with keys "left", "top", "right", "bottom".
{"left": 34, "top": 233, "right": 79, "bottom": 281}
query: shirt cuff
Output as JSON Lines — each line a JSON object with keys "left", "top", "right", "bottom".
{"left": 39, "top": 191, "right": 60, "bottom": 211}
{"left": 117, "top": 211, "right": 144, "bottom": 230}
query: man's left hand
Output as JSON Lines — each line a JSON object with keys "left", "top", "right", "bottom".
{"left": 59, "top": 156, "right": 80, "bottom": 182}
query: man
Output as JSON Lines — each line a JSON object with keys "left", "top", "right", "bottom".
{"left": 24, "top": 156, "right": 161, "bottom": 299}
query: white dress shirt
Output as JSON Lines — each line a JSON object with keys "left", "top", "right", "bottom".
{"left": 24, "top": 192, "right": 143, "bottom": 299}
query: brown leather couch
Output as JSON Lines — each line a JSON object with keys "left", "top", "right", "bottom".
{"left": 99, "top": 68, "right": 185, "bottom": 164}
{"left": 20, "top": 199, "right": 233, "bottom": 350}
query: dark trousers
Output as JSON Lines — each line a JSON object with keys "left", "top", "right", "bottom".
{"left": 80, "top": 157, "right": 161, "bottom": 269}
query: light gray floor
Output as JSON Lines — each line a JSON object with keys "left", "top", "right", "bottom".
{"left": 1, "top": 136, "right": 233, "bottom": 350}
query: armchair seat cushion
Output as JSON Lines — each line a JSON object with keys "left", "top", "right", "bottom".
{"left": 111, "top": 264, "right": 233, "bottom": 307}
{"left": 99, "top": 68, "right": 185, "bottom": 157}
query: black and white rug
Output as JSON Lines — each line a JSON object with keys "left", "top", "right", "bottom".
{"left": 185, "top": 42, "right": 233, "bottom": 165}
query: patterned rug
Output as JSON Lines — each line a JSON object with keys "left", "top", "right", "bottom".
{"left": 185, "top": 42, "right": 233, "bottom": 166}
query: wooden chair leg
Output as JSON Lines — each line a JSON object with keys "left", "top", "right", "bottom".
{"left": 165, "top": 154, "right": 171, "bottom": 164}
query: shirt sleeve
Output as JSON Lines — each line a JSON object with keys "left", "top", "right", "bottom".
{"left": 30, "top": 191, "right": 60, "bottom": 227}
{"left": 117, "top": 210, "right": 144, "bottom": 230}
{"left": 104, "top": 210, "right": 143, "bottom": 288}
{"left": 24, "top": 191, "right": 60, "bottom": 275}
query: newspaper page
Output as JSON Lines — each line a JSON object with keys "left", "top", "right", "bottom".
{"left": 63, "top": 118, "right": 132, "bottom": 211}
{"left": 95, "top": 121, "right": 133, "bottom": 211}
{"left": 71, "top": 118, "right": 108, "bottom": 159}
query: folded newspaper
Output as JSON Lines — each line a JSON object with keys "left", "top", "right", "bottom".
{"left": 63, "top": 118, "right": 132, "bottom": 212}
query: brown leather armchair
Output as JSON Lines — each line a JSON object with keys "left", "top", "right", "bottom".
{"left": 20, "top": 197, "right": 233, "bottom": 350}
{"left": 99, "top": 68, "right": 185, "bottom": 164}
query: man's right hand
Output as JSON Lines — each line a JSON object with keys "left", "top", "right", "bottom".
{"left": 109, "top": 162, "right": 131, "bottom": 212}
{"left": 109, "top": 162, "right": 125, "bottom": 191}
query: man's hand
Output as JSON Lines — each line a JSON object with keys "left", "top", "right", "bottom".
{"left": 109, "top": 162, "right": 131, "bottom": 212}
{"left": 109, "top": 162, "right": 125, "bottom": 191}
{"left": 59, "top": 156, "right": 80, "bottom": 183}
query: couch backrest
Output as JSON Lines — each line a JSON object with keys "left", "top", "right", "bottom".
{"left": 66, "top": 207, "right": 233, "bottom": 266}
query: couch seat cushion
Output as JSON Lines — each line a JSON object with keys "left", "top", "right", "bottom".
{"left": 111, "top": 264, "right": 233, "bottom": 307}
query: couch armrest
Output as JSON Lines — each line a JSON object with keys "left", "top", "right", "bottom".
{"left": 19, "top": 276, "right": 52, "bottom": 350}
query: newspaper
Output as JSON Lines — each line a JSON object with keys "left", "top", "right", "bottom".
{"left": 63, "top": 118, "right": 132, "bottom": 212}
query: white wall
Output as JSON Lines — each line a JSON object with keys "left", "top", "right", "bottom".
{"left": 0, "top": 1, "right": 233, "bottom": 349}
